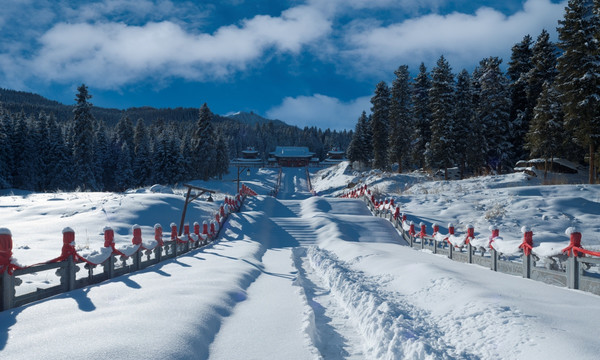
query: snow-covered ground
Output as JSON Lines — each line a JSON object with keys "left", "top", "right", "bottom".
{"left": 2, "top": 164, "right": 600, "bottom": 359}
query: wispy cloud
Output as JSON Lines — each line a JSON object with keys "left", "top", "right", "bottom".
{"left": 16, "top": 5, "right": 330, "bottom": 88}
{"left": 338, "top": 0, "right": 566, "bottom": 75}
{"left": 266, "top": 94, "right": 371, "bottom": 131}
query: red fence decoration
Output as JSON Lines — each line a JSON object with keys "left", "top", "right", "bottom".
{"left": 1, "top": 185, "right": 258, "bottom": 311}
{"left": 339, "top": 183, "right": 600, "bottom": 296}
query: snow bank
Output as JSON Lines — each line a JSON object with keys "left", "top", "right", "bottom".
{"left": 307, "top": 246, "right": 462, "bottom": 359}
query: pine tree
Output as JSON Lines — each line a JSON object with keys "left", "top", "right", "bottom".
{"left": 191, "top": 103, "right": 217, "bottom": 180}
{"left": 427, "top": 55, "right": 455, "bottom": 179}
{"left": 412, "top": 63, "right": 432, "bottom": 169}
{"left": 94, "top": 121, "right": 114, "bottom": 190}
{"left": 556, "top": 0, "right": 600, "bottom": 183}
{"left": 215, "top": 130, "right": 230, "bottom": 180}
{"left": 476, "top": 57, "right": 512, "bottom": 173}
{"left": 71, "top": 84, "right": 98, "bottom": 190}
{"left": 0, "top": 108, "right": 11, "bottom": 188}
{"left": 132, "top": 118, "right": 152, "bottom": 187}
{"left": 526, "top": 81, "right": 565, "bottom": 178}
{"left": 115, "top": 115, "right": 135, "bottom": 156}
{"left": 347, "top": 111, "right": 372, "bottom": 168}
{"left": 115, "top": 141, "right": 134, "bottom": 191}
{"left": 388, "top": 65, "right": 412, "bottom": 173}
{"left": 46, "top": 114, "right": 73, "bottom": 191}
{"left": 454, "top": 69, "right": 474, "bottom": 178}
{"left": 507, "top": 34, "right": 534, "bottom": 161}
{"left": 370, "top": 81, "right": 390, "bottom": 170}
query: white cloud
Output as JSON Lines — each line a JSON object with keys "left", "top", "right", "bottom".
{"left": 24, "top": 5, "right": 331, "bottom": 88}
{"left": 339, "top": 0, "right": 566, "bottom": 74}
{"left": 266, "top": 94, "right": 371, "bottom": 131}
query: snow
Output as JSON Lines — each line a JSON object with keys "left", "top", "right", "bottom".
{"left": 2, "top": 163, "right": 600, "bottom": 359}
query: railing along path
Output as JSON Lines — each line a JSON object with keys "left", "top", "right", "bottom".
{"left": 0, "top": 185, "right": 258, "bottom": 311}
{"left": 340, "top": 184, "right": 600, "bottom": 296}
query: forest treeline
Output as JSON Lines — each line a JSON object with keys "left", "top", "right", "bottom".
{"left": 348, "top": 0, "right": 600, "bottom": 183}
{"left": 0, "top": 87, "right": 351, "bottom": 192}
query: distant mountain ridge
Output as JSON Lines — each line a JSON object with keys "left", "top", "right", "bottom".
{"left": 0, "top": 88, "right": 285, "bottom": 127}
{"left": 226, "top": 111, "right": 286, "bottom": 126}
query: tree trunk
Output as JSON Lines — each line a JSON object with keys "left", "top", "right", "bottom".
{"left": 397, "top": 156, "right": 402, "bottom": 174}
{"left": 444, "top": 167, "right": 448, "bottom": 180}
{"left": 590, "top": 143, "right": 596, "bottom": 184}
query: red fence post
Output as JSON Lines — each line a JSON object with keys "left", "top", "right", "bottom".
{"left": 0, "top": 228, "right": 13, "bottom": 275}
{"left": 154, "top": 224, "right": 163, "bottom": 246}
{"left": 132, "top": 225, "right": 142, "bottom": 246}
{"left": 61, "top": 227, "right": 77, "bottom": 291}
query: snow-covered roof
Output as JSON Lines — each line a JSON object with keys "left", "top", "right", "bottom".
{"left": 270, "top": 146, "right": 314, "bottom": 158}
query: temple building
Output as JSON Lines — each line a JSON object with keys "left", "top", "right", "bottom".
{"left": 269, "top": 146, "right": 316, "bottom": 167}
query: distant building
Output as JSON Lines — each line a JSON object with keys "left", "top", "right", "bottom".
{"left": 231, "top": 147, "right": 263, "bottom": 166}
{"left": 269, "top": 146, "right": 315, "bottom": 167}
{"left": 321, "top": 147, "right": 346, "bottom": 165}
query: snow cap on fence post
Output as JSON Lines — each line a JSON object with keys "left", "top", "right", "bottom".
{"left": 409, "top": 221, "right": 416, "bottom": 236}
{"left": 519, "top": 226, "right": 534, "bottom": 256}
{"left": 194, "top": 222, "right": 200, "bottom": 236}
{"left": 562, "top": 227, "right": 582, "bottom": 256}
{"left": 419, "top": 222, "right": 427, "bottom": 238}
{"left": 489, "top": 225, "right": 500, "bottom": 240}
{"left": 432, "top": 223, "right": 439, "bottom": 234}
{"left": 203, "top": 221, "right": 208, "bottom": 235}
{"left": 132, "top": 224, "right": 142, "bottom": 245}
{"left": 210, "top": 221, "right": 216, "bottom": 236}
{"left": 448, "top": 223, "right": 455, "bottom": 235}
{"left": 170, "top": 223, "right": 178, "bottom": 240}
{"left": 184, "top": 223, "right": 190, "bottom": 236}
{"left": 465, "top": 224, "right": 475, "bottom": 244}
{"left": 154, "top": 224, "right": 163, "bottom": 246}
{"left": 0, "top": 228, "right": 13, "bottom": 271}
{"left": 61, "top": 227, "right": 76, "bottom": 259}
{"left": 103, "top": 226, "right": 114, "bottom": 247}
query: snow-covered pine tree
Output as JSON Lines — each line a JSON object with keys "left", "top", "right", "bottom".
{"left": 388, "top": 65, "right": 412, "bottom": 173}
{"left": 46, "top": 114, "right": 73, "bottom": 191}
{"left": 94, "top": 121, "right": 114, "bottom": 191}
{"left": 476, "top": 57, "right": 512, "bottom": 173}
{"left": 115, "top": 141, "right": 134, "bottom": 191}
{"left": 507, "top": 34, "right": 534, "bottom": 161}
{"left": 411, "top": 63, "right": 432, "bottom": 169}
{"left": 526, "top": 81, "right": 565, "bottom": 178}
{"left": 427, "top": 55, "right": 455, "bottom": 179}
{"left": 132, "top": 118, "right": 152, "bottom": 187}
{"left": 454, "top": 69, "right": 474, "bottom": 179}
{"left": 370, "top": 81, "right": 390, "bottom": 170}
{"left": 347, "top": 111, "right": 366, "bottom": 166}
{"left": 115, "top": 115, "right": 135, "bottom": 157}
{"left": 215, "top": 130, "right": 230, "bottom": 180}
{"left": 192, "top": 103, "right": 217, "bottom": 180}
{"left": 0, "top": 107, "right": 11, "bottom": 188}
{"left": 556, "top": 0, "right": 600, "bottom": 183}
{"left": 71, "top": 84, "right": 98, "bottom": 190}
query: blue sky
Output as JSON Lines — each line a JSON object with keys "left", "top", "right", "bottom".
{"left": 0, "top": 0, "right": 566, "bottom": 130}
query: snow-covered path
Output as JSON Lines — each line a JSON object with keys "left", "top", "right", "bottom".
{"left": 3, "top": 175, "right": 600, "bottom": 359}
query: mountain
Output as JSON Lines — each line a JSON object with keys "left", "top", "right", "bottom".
{"left": 0, "top": 88, "right": 284, "bottom": 127}
{"left": 226, "top": 111, "right": 286, "bottom": 126}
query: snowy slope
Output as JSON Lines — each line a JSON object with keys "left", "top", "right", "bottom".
{"left": 2, "top": 165, "right": 600, "bottom": 359}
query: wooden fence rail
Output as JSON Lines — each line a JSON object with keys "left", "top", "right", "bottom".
{"left": 0, "top": 185, "right": 257, "bottom": 311}
{"left": 340, "top": 185, "right": 600, "bottom": 296}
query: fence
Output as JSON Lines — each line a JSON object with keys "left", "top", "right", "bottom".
{"left": 0, "top": 185, "right": 258, "bottom": 311}
{"left": 340, "top": 185, "right": 600, "bottom": 296}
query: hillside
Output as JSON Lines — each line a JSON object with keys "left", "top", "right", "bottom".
{"left": 0, "top": 88, "right": 282, "bottom": 127}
